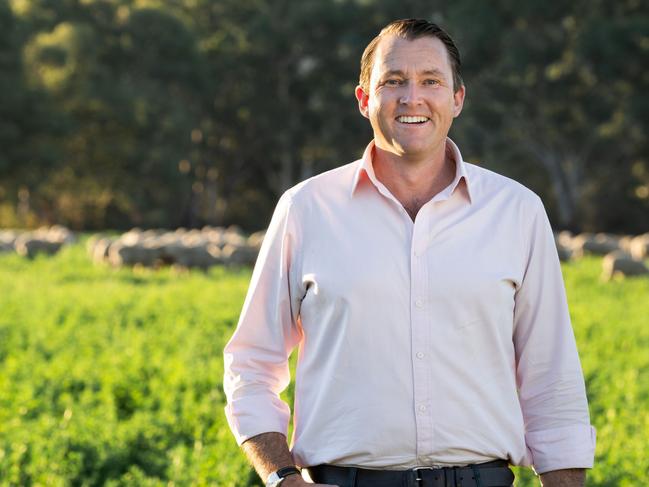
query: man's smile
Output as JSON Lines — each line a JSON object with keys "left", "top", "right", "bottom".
{"left": 395, "top": 115, "right": 430, "bottom": 124}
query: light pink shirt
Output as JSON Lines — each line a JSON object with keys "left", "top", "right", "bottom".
{"left": 223, "top": 138, "right": 596, "bottom": 474}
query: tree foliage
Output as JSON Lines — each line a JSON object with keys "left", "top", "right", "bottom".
{"left": 0, "top": 0, "right": 647, "bottom": 232}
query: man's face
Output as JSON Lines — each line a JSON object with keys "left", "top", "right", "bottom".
{"left": 355, "top": 35, "right": 465, "bottom": 160}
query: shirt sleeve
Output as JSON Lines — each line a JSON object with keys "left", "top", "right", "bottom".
{"left": 223, "top": 191, "right": 304, "bottom": 445}
{"left": 512, "top": 196, "right": 596, "bottom": 475}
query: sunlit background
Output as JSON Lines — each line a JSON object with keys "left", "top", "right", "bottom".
{"left": 0, "top": 1, "right": 647, "bottom": 486}
{"left": 1, "top": 0, "right": 647, "bottom": 233}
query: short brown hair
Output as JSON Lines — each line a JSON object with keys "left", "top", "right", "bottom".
{"left": 359, "top": 18, "right": 463, "bottom": 93}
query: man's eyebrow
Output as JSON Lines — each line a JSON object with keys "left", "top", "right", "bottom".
{"left": 421, "top": 69, "right": 445, "bottom": 77}
{"left": 380, "top": 70, "right": 406, "bottom": 78}
{"left": 381, "top": 68, "right": 445, "bottom": 78}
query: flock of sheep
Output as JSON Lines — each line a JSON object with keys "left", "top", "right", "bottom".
{"left": 0, "top": 225, "right": 75, "bottom": 258}
{"left": 1, "top": 225, "right": 264, "bottom": 269}
{"left": 554, "top": 231, "right": 649, "bottom": 280}
{"left": 1, "top": 225, "right": 649, "bottom": 280}
{"left": 86, "top": 226, "right": 265, "bottom": 269}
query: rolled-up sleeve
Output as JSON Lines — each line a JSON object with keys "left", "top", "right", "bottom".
{"left": 513, "top": 196, "right": 596, "bottom": 474}
{"left": 223, "top": 191, "right": 303, "bottom": 445}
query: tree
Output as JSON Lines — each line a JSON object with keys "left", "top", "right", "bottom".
{"left": 13, "top": 1, "right": 207, "bottom": 229}
{"left": 447, "top": 0, "right": 649, "bottom": 231}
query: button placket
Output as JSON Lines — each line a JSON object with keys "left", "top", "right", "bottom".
{"left": 410, "top": 214, "right": 433, "bottom": 461}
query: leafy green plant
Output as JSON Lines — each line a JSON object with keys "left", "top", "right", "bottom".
{"left": 0, "top": 244, "right": 646, "bottom": 486}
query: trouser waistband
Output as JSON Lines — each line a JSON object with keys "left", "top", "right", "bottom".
{"left": 304, "top": 459, "right": 514, "bottom": 487}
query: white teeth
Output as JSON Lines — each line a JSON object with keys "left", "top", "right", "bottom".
{"left": 397, "top": 116, "right": 429, "bottom": 123}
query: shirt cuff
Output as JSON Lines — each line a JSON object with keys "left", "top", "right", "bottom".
{"left": 224, "top": 393, "right": 291, "bottom": 446}
{"left": 526, "top": 424, "right": 596, "bottom": 474}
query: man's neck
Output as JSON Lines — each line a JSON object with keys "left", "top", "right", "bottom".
{"left": 372, "top": 142, "right": 456, "bottom": 221}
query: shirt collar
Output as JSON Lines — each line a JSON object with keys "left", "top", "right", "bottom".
{"left": 350, "top": 138, "right": 473, "bottom": 204}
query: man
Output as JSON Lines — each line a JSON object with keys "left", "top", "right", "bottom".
{"left": 223, "top": 19, "right": 595, "bottom": 487}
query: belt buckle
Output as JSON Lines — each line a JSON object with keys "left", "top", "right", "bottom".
{"left": 412, "top": 466, "right": 436, "bottom": 486}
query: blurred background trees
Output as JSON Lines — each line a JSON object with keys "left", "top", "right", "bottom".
{"left": 0, "top": 0, "right": 647, "bottom": 232}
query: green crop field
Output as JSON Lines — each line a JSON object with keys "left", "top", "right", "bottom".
{"left": 0, "top": 241, "right": 647, "bottom": 486}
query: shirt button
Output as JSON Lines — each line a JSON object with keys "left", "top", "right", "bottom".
{"left": 416, "top": 352, "right": 425, "bottom": 359}
{"left": 415, "top": 299, "right": 423, "bottom": 308}
{"left": 418, "top": 405, "right": 427, "bottom": 412}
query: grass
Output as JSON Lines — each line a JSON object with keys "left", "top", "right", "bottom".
{"left": 0, "top": 242, "right": 647, "bottom": 485}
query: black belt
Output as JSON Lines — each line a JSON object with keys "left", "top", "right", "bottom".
{"left": 304, "top": 459, "right": 514, "bottom": 487}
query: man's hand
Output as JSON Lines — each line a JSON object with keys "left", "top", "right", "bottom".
{"left": 539, "top": 468, "right": 586, "bottom": 487}
{"left": 281, "top": 475, "right": 338, "bottom": 486}
{"left": 240, "top": 432, "right": 338, "bottom": 486}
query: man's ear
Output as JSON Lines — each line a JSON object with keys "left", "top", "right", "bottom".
{"left": 453, "top": 84, "right": 466, "bottom": 118}
{"left": 355, "top": 85, "right": 370, "bottom": 119}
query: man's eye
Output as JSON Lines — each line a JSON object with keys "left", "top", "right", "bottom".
{"left": 424, "top": 79, "right": 440, "bottom": 85}
{"left": 385, "top": 79, "right": 402, "bottom": 86}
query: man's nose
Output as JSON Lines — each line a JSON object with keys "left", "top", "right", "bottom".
{"left": 399, "top": 82, "right": 423, "bottom": 105}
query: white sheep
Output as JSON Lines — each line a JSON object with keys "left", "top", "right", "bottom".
{"left": 601, "top": 250, "right": 649, "bottom": 281}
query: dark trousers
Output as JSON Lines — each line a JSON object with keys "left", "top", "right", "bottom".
{"left": 304, "top": 460, "right": 515, "bottom": 487}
